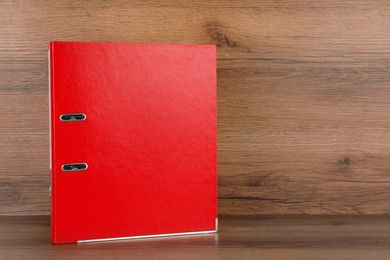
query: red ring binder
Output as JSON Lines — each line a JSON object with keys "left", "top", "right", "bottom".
{"left": 49, "top": 41, "right": 217, "bottom": 244}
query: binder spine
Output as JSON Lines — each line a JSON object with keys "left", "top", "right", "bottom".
{"left": 49, "top": 45, "right": 54, "bottom": 243}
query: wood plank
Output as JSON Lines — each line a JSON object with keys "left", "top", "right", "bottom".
{"left": 2, "top": 215, "right": 390, "bottom": 259}
{"left": 217, "top": 59, "right": 390, "bottom": 214}
{"left": 2, "top": 0, "right": 390, "bottom": 215}
{"left": 2, "top": 1, "right": 390, "bottom": 61}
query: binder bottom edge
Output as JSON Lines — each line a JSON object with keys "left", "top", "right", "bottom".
{"left": 77, "top": 229, "right": 218, "bottom": 244}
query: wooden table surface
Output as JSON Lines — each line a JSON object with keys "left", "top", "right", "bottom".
{"left": 2, "top": 215, "right": 390, "bottom": 259}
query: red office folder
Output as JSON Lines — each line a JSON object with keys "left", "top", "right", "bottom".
{"left": 49, "top": 41, "right": 217, "bottom": 244}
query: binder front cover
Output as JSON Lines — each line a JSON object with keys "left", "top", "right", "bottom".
{"left": 49, "top": 42, "right": 217, "bottom": 244}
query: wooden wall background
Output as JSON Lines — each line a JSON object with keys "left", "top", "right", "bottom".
{"left": 2, "top": 0, "right": 390, "bottom": 215}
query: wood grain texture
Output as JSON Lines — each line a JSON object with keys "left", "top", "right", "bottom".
{"left": 2, "top": 215, "right": 390, "bottom": 259}
{"left": 2, "top": 0, "right": 390, "bottom": 215}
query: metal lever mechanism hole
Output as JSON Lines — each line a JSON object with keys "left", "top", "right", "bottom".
{"left": 60, "top": 113, "right": 86, "bottom": 122}
{"left": 62, "top": 163, "right": 88, "bottom": 172}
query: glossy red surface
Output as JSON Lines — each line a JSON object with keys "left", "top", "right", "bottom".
{"left": 49, "top": 42, "right": 217, "bottom": 244}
